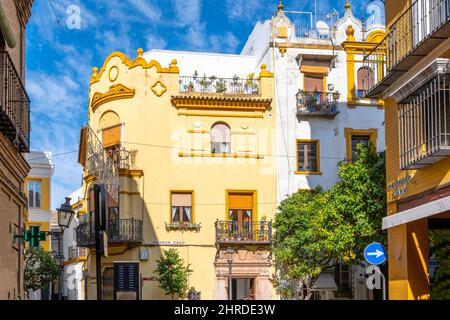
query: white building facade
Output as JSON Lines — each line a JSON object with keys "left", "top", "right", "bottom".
{"left": 62, "top": 188, "right": 87, "bottom": 300}
{"left": 239, "top": 1, "right": 386, "bottom": 300}
{"left": 24, "top": 151, "right": 54, "bottom": 300}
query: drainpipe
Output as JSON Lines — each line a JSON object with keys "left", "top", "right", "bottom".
{"left": 0, "top": 3, "right": 17, "bottom": 48}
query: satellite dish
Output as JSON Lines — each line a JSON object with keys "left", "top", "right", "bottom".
{"left": 316, "top": 21, "right": 330, "bottom": 36}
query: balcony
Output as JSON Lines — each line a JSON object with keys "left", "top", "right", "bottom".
{"left": 76, "top": 219, "right": 143, "bottom": 248}
{"left": 0, "top": 51, "right": 30, "bottom": 152}
{"left": 67, "top": 246, "right": 88, "bottom": 260}
{"left": 398, "top": 72, "right": 450, "bottom": 170}
{"left": 296, "top": 91, "right": 340, "bottom": 118}
{"left": 215, "top": 221, "right": 272, "bottom": 245}
{"left": 107, "top": 146, "right": 132, "bottom": 170}
{"left": 364, "top": 0, "right": 450, "bottom": 98}
{"left": 179, "top": 76, "right": 260, "bottom": 95}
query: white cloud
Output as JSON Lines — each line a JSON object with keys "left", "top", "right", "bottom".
{"left": 146, "top": 34, "right": 167, "bottom": 50}
{"left": 126, "top": 0, "right": 162, "bottom": 23}
{"left": 225, "top": 0, "right": 265, "bottom": 22}
{"left": 209, "top": 32, "right": 240, "bottom": 53}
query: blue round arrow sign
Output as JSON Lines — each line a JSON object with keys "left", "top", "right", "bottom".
{"left": 364, "top": 243, "right": 387, "bottom": 265}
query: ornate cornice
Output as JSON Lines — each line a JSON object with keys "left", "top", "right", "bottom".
{"left": 390, "top": 58, "right": 450, "bottom": 103}
{"left": 91, "top": 84, "right": 136, "bottom": 112}
{"left": 171, "top": 95, "right": 272, "bottom": 112}
{"left": 90, "top": 49, "right": 179, "bottom": 85}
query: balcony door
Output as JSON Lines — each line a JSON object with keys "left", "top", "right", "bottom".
{"left": 228, "top": 193, "right": 254, "bottom": 241}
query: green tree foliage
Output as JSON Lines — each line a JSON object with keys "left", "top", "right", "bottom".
{"left": 154, "top": 249, "right": 193, "bottom": 300}
{"left": 430, "top": 230, "right": 450, "bottom": 300}
{"left": 273, "top": 144, "right": 386, "bottom": 299}
{"left": 24, "top": 247, "right": 59, "bottom": 292}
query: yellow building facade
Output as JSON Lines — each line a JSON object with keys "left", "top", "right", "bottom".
{"left": 24, "top": 151, "right": 54, "bottom": 253}
{"left": 364, "top": 0, "right": 450, "bottom": 300}
{"left": 77, "top": 49, "right": 277, "bottom": 300}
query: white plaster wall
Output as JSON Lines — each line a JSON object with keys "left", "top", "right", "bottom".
{"left": 144, "top": 50, "right": 259, "bottom": 78}
{"left": 240, "top": 9, "right": 386, "bottom": 203}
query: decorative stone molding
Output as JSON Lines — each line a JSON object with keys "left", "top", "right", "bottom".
{"left": 171, "top": 95, "right": 272, "bottom": 112}
{"left": 91, "top": 84, "right": 136, "bottom": 112}
{"left": 151, "top": 80, "right": 167, "bottom": 97}
{"left": 258, "top": 64, "right": 274, "bottom": 79}
{"left": 91, "top": 49, "right": 179, "bottom": 85}
{"left": 108, "top": 66, "right": 119, "bottom": 82}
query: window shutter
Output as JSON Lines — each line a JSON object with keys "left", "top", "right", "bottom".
{"left": 228, "top": 194, "right": 253, "bottom": 210}
{"left": 102, "top": 125, "right": 121, "bottom": 148}
{"left": 304, "top": 73, "right": 324, "bottom": 92}
{"left": 172, "top": 193, "right": 192, "bottom": 207}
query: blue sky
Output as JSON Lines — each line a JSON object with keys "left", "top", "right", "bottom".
{"left": 25, "top": 0, "right": 371, "bottom": 208}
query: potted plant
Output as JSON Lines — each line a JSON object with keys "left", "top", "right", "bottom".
{"left": 199, "top": 74, "right": 209, "bottom": 92}
{"left": 214, "top": 79, "right": 227, "bottom": 93}
{"left": 245, "top": 73, "right": 258, "bottom": 94}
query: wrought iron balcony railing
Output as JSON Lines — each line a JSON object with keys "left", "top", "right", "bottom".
{"left": 296, "top": 91, "right": 340, "bottom": 117}
{"left": 0, "top": 51, "right": 30, "bottom": 152}
{"left": 179, "top": 76, "right": 259, "bottom": 95}
{"left": 83, "top": 126, "right": 119, "bottom": 203}
{"left": 364, "top": 0, "right": 450, "bottom": 98}
{"left": 215, "top": 221, "right": 272, "bottom": 245}
{"left": 398, "top": 73, "right": 450, "bottom": 170}
{"left": 76, "top": 219, "right": 143, "bottom": 248}
{"left": 107, "top": 147, "right": 132, "bottom": 170}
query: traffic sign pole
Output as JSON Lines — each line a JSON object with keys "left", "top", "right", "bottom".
{"left": 364, "top": 242, "right": 388, "bottom": 300}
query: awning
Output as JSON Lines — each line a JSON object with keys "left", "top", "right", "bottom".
{"left": 311, "top": 273, "right": 338, "bottom": 291}
{"left": 383, "top": 195, "right": 450, "bottom": 230}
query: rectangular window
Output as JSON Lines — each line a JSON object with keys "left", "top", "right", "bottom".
{"left": 335, "top": 263, "right": 351, "bottom": 296}
{"left": 28, "top": 180, "right": 41, "bottom": 208}
{"left": 345, "top": 128, "right": 377, "bottom": 163}
{"left": 398, "top": 73, "right": 450, "bottom": 170}
{"left": 297, "top": 140, "right": 320, "bottom": 173}
{"left": 351, "top": 135, "right": 371, "bottom": 161}
{"left": 171, "top": 192, "right": 193, "bottom": 223}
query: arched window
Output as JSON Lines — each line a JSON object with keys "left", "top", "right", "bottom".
{"left": 357, "top": 67, "right": 374, "bottom": 98}
{"left": 211, "top": 122, "right": 231, "bottom": 154}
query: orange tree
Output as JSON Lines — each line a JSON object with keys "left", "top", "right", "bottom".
{"left": 273, "top": 144, "right": 386, "bottom": 299}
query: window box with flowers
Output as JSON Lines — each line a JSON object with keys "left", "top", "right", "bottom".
{"left": 165, "top": 222, "right": 202, "bottom": 232}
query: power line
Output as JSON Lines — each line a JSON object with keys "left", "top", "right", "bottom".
{"left": 46, "top": 0, "right": 62, "bottom": 29}
{"left": 26, "top": 150, "right": 78, "bottom": 162}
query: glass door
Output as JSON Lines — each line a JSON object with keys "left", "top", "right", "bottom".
{"left": 228, "top": 209, "right": 253, "bottom": 241}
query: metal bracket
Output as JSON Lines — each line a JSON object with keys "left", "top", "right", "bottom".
{"left": 388, "top": 230, "right": 402, "bottom": 260}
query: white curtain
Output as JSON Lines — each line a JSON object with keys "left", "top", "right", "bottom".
{"left": 172, "top": 207, "right": 178, "bottom": 221}
{"left": 184, "top": 207, "right": 192, "bottom": 222}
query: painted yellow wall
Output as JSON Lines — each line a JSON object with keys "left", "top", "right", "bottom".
{"left": 383, "top": 0, "right": 450, "bottom": 300}
{"left": 388, "top": 220, "right": 430, "bottom": 300}
{"left": 385, "top": 97, "right": 450, "bottom": 207}
{"left": 25, "top": 177, "right": 51, "bottom": 211}
{"left": 81, "top": 51, "right": 277, "bottom": 300}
